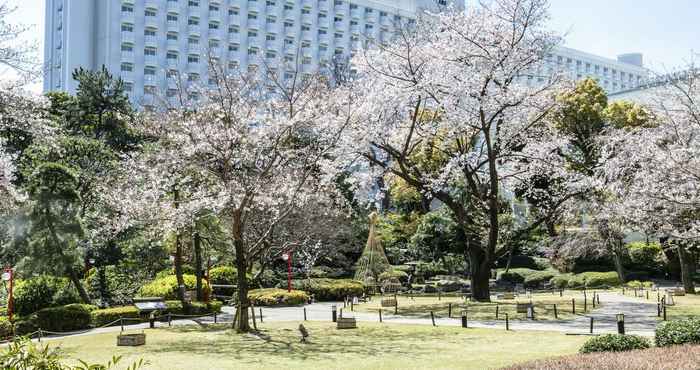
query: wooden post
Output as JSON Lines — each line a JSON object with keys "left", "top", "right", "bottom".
{"left": 168, "top": 313, "right": 172, "bottom": 327}
{"left": 339, "top": 308, "right": 343, "bottom": 319}
{"left": 351, "top": 300, "right": 354, "bottom": 312}
{"left": 448, "top": 303, "right": 452, "bottom": 318}
{"left": 259, "top": 308, "right": 263, "bottom": 323}
{"left": 572, "top": 298, "right": 575, "bottom": 314}
{"left": 395, "top": 299, "right": 398, "bottom": 315}
{"left": 496, "top": 305, "right": 499, "bottom": 320}
{"left": 646, "top": 290, "right": 649, "bottom": 300}
{"left": 560, "top": 289, "right": 563, "bottom": 297}
{"left": 214, "top": 312, "right": 217, "bottom": 323}
{"left": 438, "top": 290, "right": 441, "bottom": 301}
{"left": 584, "top": 296, "right": 587, "bottom": 312}
{"left": 304, "top": 307, "right": 307, "bottom": 321}
{"left": 657, "top": 303, "right": 661, "bottom": 317}
{"left": 505, "top": 313, "right": 509, "bottom": 330}
{"left": 663, "top": 305, "right": 667, "bottom": 321}
{"left": 597, "top": 294, "right": 600, "bottom": 305}
{"left": 250, "top": 306, "right": 257, "bottom": 330}
{"left": 430, "top": 311, "right": 436, "bottom": 326}
{"left": 379, "top": 309, "right": 383, "bottom": 323}
{"left": 553, "top": 304, "right": 558, "bottom": 319}
{"left": 120, "top": 316, "right": 124, "bottom": 332}
{"left": 592, "top": 294, "right": 596, "bottom": 308}
{"left": 38, "top": 329, "right": 42, "bottom": 342}
{"left": 589, "top": 317, "right": 594, "bottom": 334}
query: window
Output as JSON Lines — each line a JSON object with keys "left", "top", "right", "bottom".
{"left": 229, "top": 8, "right": 239, "bottom": 15}
{"left": 350, "top": 20, "right": 358, "bottom": 26}
{"left": 121, "top": 43, "right": 133, "bottom": 52}
{"left": 334, "top": 16, "right": 342, "bottom": 22}
{"left": 121, "top": 5, "right": 133, "bottom": 12}
{"left": 188, "top": 0, "right": 199, "bottom": 7}
{"left": 144, "top": 47, "right": 157, "bottom": 56}
{"left": 301, "top": 25, "right": 310, "bottom": 31}
{"left": 121, "top": 23, "right": 134, "bottom": 32}
{"left": 209, "top": 39, "right": 220, "bottom": 47}
{"left": 166, "top": 89, "right": 177, "bottom": 97}
{"left": 188, "top": 54, "right": 200, "bottom": 63}
{"left": 266, "top": 34, "right": 276, "bottom": 41}
{"left": 167, "top": 32, "right": 178, "bottom": 40}
{"left": 229, "top": 43, "right": 239, "bottom": 51}
{"left": 209, "top": 5, "right": 219, "bottom": 11}
{"left": 284, "top": 21, "right": 293, "bottom": 28}
{"left": 167, "top": 51, "right": 178, "bottom": 60}
{"left": 284, "top": 38, "right": 294, "bottom": 45}
{"left": 209, "top": 22, "right": 220, "bottom": 29}
{"left": 188, "top": 37, "right": 199, "bottom": 44}
{"left": 266, "top": 51, "right": 276, "bottom": 58}
{"left": 188, "top": 73, "right": 199, "bottom": 81}
{"left": 188, "top": 17, "right": 199, "bottom": 25}
{"left": 380, "top": 11, "right": 387, "bottom": 16}
{"left": 145, "top": 28, "right": 157, "bottom": 36}
{"left": 365, "top": 24, "right": 373, "bottom": 30}
{"left": 124, "top": 82, "right": 133, "bottom": 92}
{"left": 120, "top": 63, "right": 133, "bottom": 72}
{"left": 267, "top": 16, "right": 276, "bottom": 23}
{"left": 365, "top": 8, "right": 373, "bottom": 13}
{"left": 248, "top": 13, "right": 258, "bottom": 19}
{"left": 248, "top": 31, "right": 258, "bottom": 37}
{"left": 145, "top": 8, "right": 157, "bottom": 17}
{"left": 248, "top": 48, "right": 258, "bottom": 55}
{"left": 319, "top": 12, "right": 327, "bottom": 19}
{"left": 302, "top": 8, "right": 310, "bottom": 14}
{"left": 319, "top": 45, "right": 327, "bottom": 52}
{"left": 284, "top": 4, "right": 293, "bottom": 10}
{"left": 266, "top": 1, "right": 276, "bottom": 6}
{"left": 301, "top": 40, "right": 310, "bottom": 47}
{"left": 334, "top": 32, "right": 342, "bottom": 38}
{"left": 167, "top": 13, "right": 178, "bottom": 22}
{"left": 318, "top": 29, "right": 327, "bottom": 35}
{"left": 229, "top": 26, "right": 239, "bottom": 33}
{"left": 144, "top": 66, "right": 156, "bottom": 75}
{"left": 350, "top": 4, "right": 358, "bottom": 9}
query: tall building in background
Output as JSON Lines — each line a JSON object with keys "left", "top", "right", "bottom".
{"left": 43, "top": 0, "right": 461, "bottom": 107}
{"left": 540, "top": 47, "right": 648, "bottom": 93}
{"left": 44, "top": 0, "right": 646, "bottom": 107}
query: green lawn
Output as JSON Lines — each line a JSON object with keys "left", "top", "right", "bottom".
{"left": 55, "top": 322, "right": 588, "bottom": 370}
{"left": 663, "top": 293, "right": 700, "bottom": 320}
{"left": 354, "top": 291, "right": 602, "bottom": 321}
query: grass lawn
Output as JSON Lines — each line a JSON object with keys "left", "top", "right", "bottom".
{"left": 663, "top": 293, "right": 700, "bottom": 320}
{"left": 354, "top": 290, "right": 603, "bottom": 321}
{"left": 55, "top": 322, "right": 588, "bottom": 370}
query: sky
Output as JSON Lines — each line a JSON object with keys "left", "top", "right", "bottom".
{"left": 5, "top": 0, "right": 700, "bottom": 92}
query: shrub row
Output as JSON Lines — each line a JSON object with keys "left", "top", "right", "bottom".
{"left": 13, "top": 275, "right": 81, "bottom": 317}
{"left": 498, "top": 268, "right": 558, "bottom": 288}
{"left": 580, "top": 334, "right": 650, "bottom": 353}
{"left": 14, "top": 300, "right": 224, "bottom": 334}
{"left": 550, "top": 272, "right": 621, "bottom": 289}
{"left": 292, "top": 278, "right": 365, "bottom": 301}
{"left": 247, "top": 289, "right": 308, "bottom": 306}
{"left": 655, "top": 317, "right": 700, "bottom": 347}
{"left": 139, "top": 274, "right": 211, "bottom": 300}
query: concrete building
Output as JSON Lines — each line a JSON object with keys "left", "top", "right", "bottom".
{"left": 528, "top": 46, "right": 649, "bottom": 94}
{"left": 43, "top": 0, "right": 462, "bottom": 107}
{"left": 44, "top": 0, "right": 646, "bottom": 106}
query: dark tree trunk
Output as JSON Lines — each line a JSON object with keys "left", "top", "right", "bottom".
{"left": 677, "top": 244, "right": 696, "bottom": 294}
{"left": 69, "top": 269, "right": 91, "bottom": 304}
{"left": 469, "top": 246, "right": 491, "bottom": 302}
{"left": 612, "top": 239, "right": 626, "bottom": 284}
{"left": 194, "top": 231, "right": 203, "bottom": 301}
{"left": 232, "top": 210, "right": 251, "bottom": 332}
{"left": 173, "top": 189, "right": 186, "bottom": 304}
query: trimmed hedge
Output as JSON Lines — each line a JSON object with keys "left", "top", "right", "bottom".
{"left": 548, "top": 271, "right": 621, "bottom": 289}
{"left": 90, "top": 306, "right": 141, "bottom": 327}
{"left": 378, "top": 270, "right": 409, "bottom": 283}
{"left": 292, "top": 278, "right": 365, "bottom": 301}
{"left": 0, "top": 317, "right": 13, "bottom": 338}
{"left": 248, "top": 289, "right": 308, "bottom": 306}
{"left": 580, "top": 334, "right": 650, "bottom": 353}
{"left": 13, "top": 275, "right": 80, "bottom": 316}
{"left": 655, "top": 318, "right": 700, "bottom": 347}
{"left": 34, "top": 304, "right": 96, "bottom": 332}
{"left": 139, "top": 274, "right": 211, "bottom": 300}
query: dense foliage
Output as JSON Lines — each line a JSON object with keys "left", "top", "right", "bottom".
{"left": 579, "top": 334, "right": 650, "bottom": 353}
{"left": 13, "top": 275, "right": 80, "bottom": 316}
{"left": 292, "top": 278, "right": 365, "bottom": 301}
{"left": 655, "top": 318, "right": 700, "bottom": 347}
{"left": 139, "top": 275, "right": 211, "bottom": 300}
{"left": 247, "top": 289, "right": 308, "bottom": 306}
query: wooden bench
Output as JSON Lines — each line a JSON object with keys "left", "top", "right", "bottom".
{"left": 497, "top": 293, "right": 516, "bottom": 300}
{"left": 671, "top": 288, "right": 686, "bottom": 296}
{"left": 381, "top": 298, "right": 397, "bottom": 307}
{"left": 337, "top": 317, "right": 357, "bottom": 329}
{"left": 516, "top": 303, "right": 531, "bottom": 314}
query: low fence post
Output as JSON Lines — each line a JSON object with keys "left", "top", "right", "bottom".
{"left": 250, "top": 306, "right": 257, "bottom": 330}
{"left": 572, "top": 298, "right": 575, "bottom": 315}
{"left": 168, "top": 313, "right": 172, "bottom": 327}
{"left": 496, "top": 305, "right": 499, "bottom": 320}
{"left": 448, "top": 303, "right": 452, "bottom": 318}
{"left": 120, "top": 316, "right": 124, "bottom": 332}
{"left": 592, "top": 294, "right": 596, "bottom": 308}
{"left": 553, "top": 304, "right": 558, "bottom": 319}
{"left": 663, "top": 305, "right": 667, "bottom": 321}
{"left": 214, "top": 312, "right": 218, "bottom": 323}
{"left": 505, "top": 313, "right": 509, "bottom": 331}
{"left": 303, "top": 307, "right": 307, "bottom": 321}
{"left": 38, "top": 328, "right": 42, "bottom": 342}
{"left": 589, "top": 317, "right": 594, "bottom": 334}
{"left": 430, "top": 311, "right": 436, "bottom": 327}
{"left": 379, "top": 309, "right": 383, "bottom": 323}
{"left": 259, "top": 308, "right": 263, "bottom": 323}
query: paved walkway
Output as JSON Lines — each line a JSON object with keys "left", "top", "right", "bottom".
{"left": 35, "top": 291, "right": 659, "bottom": 342}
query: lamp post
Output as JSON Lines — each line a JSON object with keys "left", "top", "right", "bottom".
{"left": 616, "top": 313, "right": 625, "bottom": 334}
{"left": 281, "top": 250, "right": 292, "bottom": 292}
{"left": 2, "top": 268, "right": 14, "bottom": 321}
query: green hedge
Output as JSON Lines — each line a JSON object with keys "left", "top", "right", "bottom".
{"left": 0, "top": 317, "right": 13, "bottom": 338}
{"left": 13, "top": 275, "right": 80, "bottom": 316}
{"left": 248, "top": 289, "right": 308, "bottom": 306}
{"left": 90, "top": 306, "right": 142, "bottom": 327}
{"left": 292, "top": 278, "right": 365, "bottom": 301}
{"left": 580, "top": 334, "right": 650, "bottom": 353}
{"left": 655, "top": 318, "right": 700, "bottom": 347}
{"left": 139, "top": 274, "right": 211, "bottom": 300}
{"left": 548, "top": 271, "right": 621, "bottom": 289}
{"left": 35, "top": 304, "right": 96, "bottom": 332}
{"left": 378, "top": 270, "right": 409, "bottom": 283}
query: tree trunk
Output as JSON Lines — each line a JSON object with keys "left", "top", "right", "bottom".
{"left": 69, "top": 269, "right": 91, "bottom": 304}
{"left": 194, "top": 231, "right": 203, "bottom": 301}
{"left": 174, "top": 233, "right": 187, "bottom": 303}
{"left": 612, "top": 239, "right": 626, "bottom": 284}
{"left": 232, "top": 210, "right": 251, "bottom": 332}
{"left": 546, "top": 219, "right": 557, "bottom": 237}
{"left": 469, "top": 246, "right": 491, "bottom": 302}
{"left": 173, "top": 189, "right": 186, "bottom": 304}
{"left": 677, "top": 244, "right": 696, "bottom": 294}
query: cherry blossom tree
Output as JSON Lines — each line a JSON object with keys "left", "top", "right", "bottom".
{"left": 116, "top": 60, "right": 348, "bottom": 331}
{"left": 331, "top": 0, "right": 585, "bottom": 300}
{"left": 601, "top": 66, "right": 700, "bottom": 293}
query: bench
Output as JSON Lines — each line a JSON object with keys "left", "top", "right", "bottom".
{"left": 381, "top": 298, "right": 397, "bottom": 307}
{"left": 670, "top": 288, "right": 686, "bottom": 296}
{"left": 337, "top": 317, "right": 357, "bottom": 329}
{"left": 516, "top": 303, "right": 531, "bottom": 314}
{"left": 117, "top": 333, "right": 146, "bottom": 346}
{"left": 497, "top": 293, "right": 516, "bottom": 300}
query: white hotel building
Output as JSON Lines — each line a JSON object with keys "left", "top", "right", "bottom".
{"left": 43, "top": 0, "right": 648, "bottom": 106}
